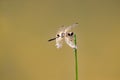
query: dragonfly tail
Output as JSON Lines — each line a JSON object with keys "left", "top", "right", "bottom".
{"left": 48, "top": 38, "right": 56, "bottom": 42}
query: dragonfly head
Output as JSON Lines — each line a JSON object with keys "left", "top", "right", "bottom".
{"left": 67, "top": 32, "right": 74, "bottom": 36}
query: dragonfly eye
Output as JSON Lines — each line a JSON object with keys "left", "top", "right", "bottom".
{"left": 68, "top": 32, "right": 74, "bottom": 36}
{"left": 70, "top": 32, "right": 74, "bottom": 36}
{"left": 68, "top": 33, "right": 71, "bottom": 36}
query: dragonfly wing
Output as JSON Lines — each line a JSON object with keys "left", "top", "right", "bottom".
{"left": 55, "top": 26, "right": 66, "bottom": 48}
{"left": 65, "top": 23, "right": 78, "bottom": 33}
{"left": 56, "top": 37, "right": 63, "bottom": 48}
{"left": 65, "top": 36, "right": 77, "bottom": 49}
{"left": 57, "top": 25, "right": 66, "bottom": 34}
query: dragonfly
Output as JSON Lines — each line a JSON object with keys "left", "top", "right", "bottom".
{"left": 48, "top": 23, "right": 78, "bottom": 49}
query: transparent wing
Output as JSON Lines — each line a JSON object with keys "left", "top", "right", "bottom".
{"left": 55, "top": 25, "right": 66, "bottom": 48}
{"left": 56, "top": 37, "right": 63, "bottom": 48}
{"left": 65, "top": 36, "right": 77, "bottom": 49}
{"left": 64, "top": 23, "right": 78, "bottom": 33}
{"left": 57, "top": 25, "right": 66, "bottom": 34}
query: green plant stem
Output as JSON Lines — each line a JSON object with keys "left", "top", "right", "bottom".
{"left": 74, "top": 34, "right": 78, "bottom": 80}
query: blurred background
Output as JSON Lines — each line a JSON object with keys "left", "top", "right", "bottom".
{"left": 0, "top": 0, "right": 120, "bottom": 80}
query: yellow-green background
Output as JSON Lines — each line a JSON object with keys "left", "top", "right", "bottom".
{"left": 0, "top": 0, "right": 120, "bottom": 80}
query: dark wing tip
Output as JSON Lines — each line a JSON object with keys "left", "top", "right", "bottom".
{"left": 75, "top": 22, "right": 78, "bottom": 24}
